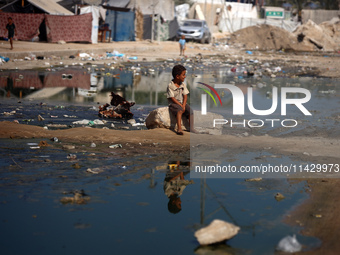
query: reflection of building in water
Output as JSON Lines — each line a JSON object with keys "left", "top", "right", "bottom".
{"left": 0, "top": 69, "right": 91, "bottom": 100}
{"left": 128, "top": 70, "right": 172, "bottom": 106}
{"left": 78, "top": 73, "right": 104, "bottom": 98}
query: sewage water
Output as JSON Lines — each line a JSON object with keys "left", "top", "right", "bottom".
{"left": 0, "top": 60, "right": 337, "bottom": 254}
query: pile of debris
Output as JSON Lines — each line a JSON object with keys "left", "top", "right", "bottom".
{"left": 98, "top": 92, "right": 135, "bottom": 119}
{"left": 229, "top": 18, "right": 340, "bottom": 52}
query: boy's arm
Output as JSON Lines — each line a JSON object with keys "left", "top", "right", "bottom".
{"left": 170, "top": 97, "right": 184, "bottom": 110}
{"left": 182, "top": 94, "right": 187, "bottom": 108}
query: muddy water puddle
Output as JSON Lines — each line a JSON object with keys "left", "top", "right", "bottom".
{"left": 0, "top": 61, "right": 336, "bottom": 254}
{"left": 1, "top": 62, "right": 339, "bottom": 137}
{"left": 0, "top": 138, "right": 319, "bottom": 255}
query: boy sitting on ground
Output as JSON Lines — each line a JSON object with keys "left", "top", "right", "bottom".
{"left": 167, "top": 64, "right": 198, "bottom": 135}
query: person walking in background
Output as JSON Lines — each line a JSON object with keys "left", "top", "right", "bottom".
{"left": 6, "top": 17, "right": 16, "bottom": 50}
{"left": 179, "top": 34, "right": 186, "bottom": 56}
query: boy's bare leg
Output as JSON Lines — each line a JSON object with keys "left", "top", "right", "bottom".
{"left": 176, "top": 111, "right": 184, "bottom": 135}
{"left": 9, "top": 38, "right": 13, "bottom": 49}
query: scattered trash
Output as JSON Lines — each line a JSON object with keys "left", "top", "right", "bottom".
{"left": 245, "top": 178, "right": 262, "bottom": 182}
{"left": 246, "top": 51, "right": 253, "bottom": 55}
{"left": 46, "top": 124, "right": 67, "bottom": 128}
{"left": 319, "top": 90, "right": 336, "bottom": 94}
{"left": 79, "top": 53, "right": 90, "bottom": 58}
{"left": 127, "top": 119, "right": 136, "bottom": 125}
{"left": 194, "top": 219, "right": 240, "bottom": 246}
{"left": 106, "top": 51, "right": 124, "bottom": 57}
{"left": 90, "top": 142, "right": 96, "bottom": 148}
{"left": 0, "top": 56, "right": 10, "bottom": 62}
{"left": 86, "top": 168, "right": 104, "bottom": 174}
{"left": 129, "top": 56, "right": 138, "bottom": 60}
{"left": 37, "top": 114, "right": 45, "bottom": 121}
{"left": 67, "top": 154, "right": 77, "bottom": 160}
{"left": 51, "top": 137, "right": 58, "bottom": 142}
{"left": 72, "top": 119, "right": 105, "bottom": 125}
{"left": 109, "top": 144, "right": 122, "bottom": 149}
{"left": 60, "top": 190, "right": 90, "bottom": 205}
{"left": 276, "top": 235, "right": 302, "bottom": 253}
{"left": 38, "top": 141, "right": 49, "bottom": 147}
{"left": 62, "top": 145, "right": 75, "bottom": 150}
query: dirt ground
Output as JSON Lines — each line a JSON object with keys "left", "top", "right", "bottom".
{"left": 1, "top": 38, "right": 340, "bottom": 254}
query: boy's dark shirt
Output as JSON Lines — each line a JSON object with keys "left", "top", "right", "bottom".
{"left": 6, "top": 23, "right": 15, "bottom": 38}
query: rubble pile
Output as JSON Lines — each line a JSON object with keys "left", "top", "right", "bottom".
{"left": 98, "top": 92, "right": 135, "bottom": 119}
{"left": 229, "top": 18, "right": 340, "bottom": 52}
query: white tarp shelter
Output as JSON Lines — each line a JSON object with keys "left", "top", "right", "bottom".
{"left": 80, "top": 6, "right": 106, "bottom": 44}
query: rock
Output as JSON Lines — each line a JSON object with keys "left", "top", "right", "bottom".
{"left": 63, "top": 145, "right": 75, "bottom": 150}
{"left": 276, "top": 235, "right": 302, "bottom": 253}
{"left": 145, "top": 107, "right": 224, "bottom": 135}
{"left": 194, "top": 219, "right": 240, "bottom": 246}
{"left": 275, "top": 192, "right": 285, "bottom": 201}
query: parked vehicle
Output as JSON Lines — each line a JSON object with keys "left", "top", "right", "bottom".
{"left": 176, "top": 19, "right": 211, "bottom": 44}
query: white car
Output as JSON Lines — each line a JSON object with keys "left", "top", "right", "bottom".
{"left": 177, "top": 19, "right": 211, "bottom": 44}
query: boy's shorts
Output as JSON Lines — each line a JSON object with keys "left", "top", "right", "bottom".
{"left": 169, "top": 103, "right": 193, "bottom": 118}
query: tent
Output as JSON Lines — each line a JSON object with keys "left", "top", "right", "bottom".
{"left": 45, "top": 13, "right": 92, "bottom": 43}
{"left": 80, "top": 5, "right": 106, "bottom": 44}
{"left": 0, "top": 13, "right": 44, "bottom": 41}
{"left": 0, "top": 0, "right": 73, "bottom": 41}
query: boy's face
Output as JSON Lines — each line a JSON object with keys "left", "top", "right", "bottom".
{"left": 176, "top": 70, "right": 186, "bottom": 83}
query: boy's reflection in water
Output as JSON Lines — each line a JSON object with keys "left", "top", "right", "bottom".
{"left": 164, "top": 161, "right": 194, "bottom": 214}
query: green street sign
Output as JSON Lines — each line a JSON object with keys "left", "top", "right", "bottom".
{"left": 266, "top": 11, "right": 284, "bottom": 18}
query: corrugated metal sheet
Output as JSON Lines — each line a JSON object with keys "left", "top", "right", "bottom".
{"left": 28, "top": 0, "right": 73, "bottom": 15}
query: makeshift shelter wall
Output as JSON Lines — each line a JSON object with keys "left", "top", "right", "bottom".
{"left": 105, "top": 9, "right": 135, "bottom": 41}
{"left": 143, "top": 15, "right": 178, "bottom": 41}
{"left": 128, "top": 0, "right": 174, "bottom": 21}
{"left": 80, "top": 6, "right": 106, "bottom": 44}
{"left": 0, "top": 13, "right": 44, "bottom": 41}
{"left": 45, "top": 13, "right": 92, "bottom": 43}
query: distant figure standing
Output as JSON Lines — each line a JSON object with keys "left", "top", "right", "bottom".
{"left": 179, "top": 35, "right": 186, "bottom": 56}
{"left": 6, "top": 17, "right": 16, "bottom": 50}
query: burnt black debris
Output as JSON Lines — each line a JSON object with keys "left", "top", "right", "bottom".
{"left": 98, "top": 92, "right": 135, "bottom": 119}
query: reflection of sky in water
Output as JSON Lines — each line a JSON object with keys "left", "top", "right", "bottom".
{"left": 0, "top": 139, "right": 319, "bottom": 255}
